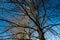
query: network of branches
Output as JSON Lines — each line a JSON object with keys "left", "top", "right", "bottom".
{"left": 0, "top": 0, "right": 60, "bottom": 40}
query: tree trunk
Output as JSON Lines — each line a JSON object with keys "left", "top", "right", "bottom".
{"left": 38, "top": 28, "right": 45, "bottom": 40}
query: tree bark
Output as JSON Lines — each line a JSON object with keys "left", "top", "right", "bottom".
{"left": 39, "top": 30, "right": 45, "bottom": 40}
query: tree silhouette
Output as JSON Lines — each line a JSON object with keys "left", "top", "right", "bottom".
{"left": 0, "top": 0, "right": 60, "bottom": 40}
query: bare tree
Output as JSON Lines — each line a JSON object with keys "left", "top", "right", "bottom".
{"left": 0, "top": 0, "right": 60, "bottom": 40}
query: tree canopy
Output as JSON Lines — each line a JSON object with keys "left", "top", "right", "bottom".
{"left": 0, "top": 0, "right": 60, "bottom": 40}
